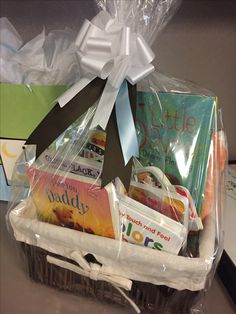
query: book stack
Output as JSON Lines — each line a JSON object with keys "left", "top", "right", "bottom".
{"left": 28, "top": 146, "right": 189, "bottom": 255}
{"left": 27, "top": 91, "right": 216, "bottom": 256}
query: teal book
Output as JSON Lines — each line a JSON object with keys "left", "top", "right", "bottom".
{"left": 136, "top": 91, "right": 217, "bottom": 215}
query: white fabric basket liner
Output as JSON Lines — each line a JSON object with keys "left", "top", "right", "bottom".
{"left": 9, "top": 198, "right": 216, "bottom": 291}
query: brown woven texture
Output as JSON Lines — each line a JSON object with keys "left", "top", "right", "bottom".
{"left": 21, "top": 243, "right": 202, "bottom": 314}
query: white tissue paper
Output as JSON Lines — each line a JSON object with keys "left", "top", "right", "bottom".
{"left": 0, "top": 17, "right": 81, "bottom": 85}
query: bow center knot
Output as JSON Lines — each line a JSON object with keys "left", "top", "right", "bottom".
{"left": 89, "top": 264, "right": 102, "bottom": 281}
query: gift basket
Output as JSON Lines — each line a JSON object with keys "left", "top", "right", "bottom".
{"left": 5, "top": 0, "right": 228, "bottom": 313}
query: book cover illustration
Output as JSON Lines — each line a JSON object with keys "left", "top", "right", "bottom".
{"left": 130, "top": 167, "right": 202, "bottom": 231}
{"left": 129, "top": 181, "right": 189, "bottom": 228}
{"left": 27, "top": 166, "right": 118, "bottom": 239}
{"left": 136, "top": 92, "right": 216, "bottom": 215}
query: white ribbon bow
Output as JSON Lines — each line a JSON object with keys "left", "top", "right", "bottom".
{"left": 47, "top": 255, "right": 141, "bottom": 313}
{"left": 58, "top": 10, "right": 155, "bottom": 131}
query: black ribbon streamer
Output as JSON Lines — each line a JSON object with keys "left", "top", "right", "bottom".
{"left": 25, "top": 78, "right": 137, "bottom": 190}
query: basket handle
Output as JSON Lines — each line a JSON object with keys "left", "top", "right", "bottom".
{"left": 133, "top": 166, "right": 176, "bottom": 192}
{"left": 46, "top": 255, "right": 140, "bottom": 313}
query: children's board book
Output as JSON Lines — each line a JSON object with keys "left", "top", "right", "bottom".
{"left": 119, "top": 195, "right": 187, "bottom": 254}
{"left": 27, "top": 166, "right": 119, "bottom": 239}
{"left": 136, "top": 91, "right": 216, "bottom": 215}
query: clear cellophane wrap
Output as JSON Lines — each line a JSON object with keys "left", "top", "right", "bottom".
{"left": 6, "top": 1, "right": 227, "bottom": 313}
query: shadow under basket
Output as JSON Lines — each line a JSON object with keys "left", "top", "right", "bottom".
{"left": 21, "top": 242, "right": 203, "bottom": 314}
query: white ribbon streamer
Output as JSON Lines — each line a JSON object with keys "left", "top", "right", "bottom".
{"left": 58, "top": 73, "right": 95, "bottom": 108}
{"left": 58, "top": 10, "right": 155, "bottom": 130}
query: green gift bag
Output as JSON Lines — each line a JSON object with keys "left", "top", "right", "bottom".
{"left": 0, "top": 83, "right": 66, "bottom": 199}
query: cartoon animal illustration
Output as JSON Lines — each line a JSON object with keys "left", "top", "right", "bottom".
{"left": 53, "top": 207, "right": 95, "bottom": 234}
{"left": 53, "top": 207, "right": 74, "bottom": 229}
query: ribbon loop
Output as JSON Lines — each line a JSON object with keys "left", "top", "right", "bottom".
{"left": 81, "top": 55, "right": 113, "bottom": 79}
{"left": 120, "top": 27, "right": 131, "bottom": 56}
{"left": 75, "top": 20, "right": 104, "bottom": 52}
{"left": 136, "top": 34, "right": 155, "bottom": 65}
{"left": 86, "top": 37, "right": 113, "bottom": 56}
{"left": 127, "top": 64, "right": 154, "bottom": 85}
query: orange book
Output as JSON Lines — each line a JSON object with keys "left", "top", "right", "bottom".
{"left": 27, "top": 166, "right": 119, "bottom": 239}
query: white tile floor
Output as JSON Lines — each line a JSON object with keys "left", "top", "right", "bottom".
{"left": 0, "top": 201, "right": 235, "bottom": 314}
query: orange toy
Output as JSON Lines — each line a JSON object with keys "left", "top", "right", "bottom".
{"left": 201, "top": 131, "right": 228, "bottom": 220}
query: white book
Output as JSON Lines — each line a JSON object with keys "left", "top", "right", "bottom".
{"left": 119, "top": 195, "right": 187, "bottom": 254}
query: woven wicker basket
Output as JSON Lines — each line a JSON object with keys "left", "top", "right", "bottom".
{"left": 21, "top": 242, "right": 202, "bottom": 314}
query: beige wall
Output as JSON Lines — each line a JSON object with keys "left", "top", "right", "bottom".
{"left": 1, "top": 0, "right": 236, "bottom": 158}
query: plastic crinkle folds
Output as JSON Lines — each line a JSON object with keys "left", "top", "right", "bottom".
{"left": 4, "top": 0, "right": 228, "bottom": 313}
